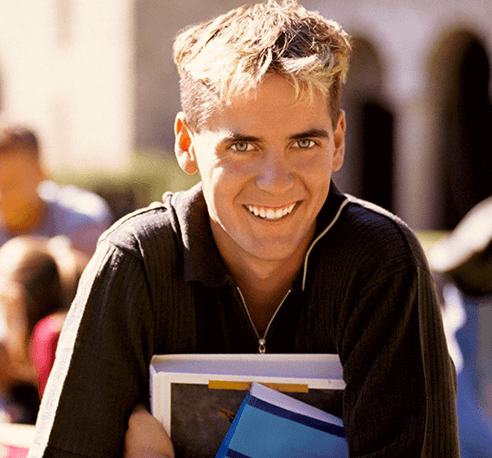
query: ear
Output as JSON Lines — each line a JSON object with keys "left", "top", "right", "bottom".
{"left": 174, "top": 112, "right": 198, "bottom": 175}
{"left": 332, "top": 110, "right": 346, "bottom": 172}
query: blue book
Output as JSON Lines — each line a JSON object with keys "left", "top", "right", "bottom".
{"left": 216, "top": 382, "right": 349, "bottom": 458}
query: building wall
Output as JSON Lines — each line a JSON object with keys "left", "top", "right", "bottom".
{"left": 318, "top": 0, "right": 492, "bottom": 228}
{"left": 0, "top": 0, "right": 134, "bottom": 172}
{"left": 133, "top": 0, "right": 247, "bottom": 152}
{"left": 0, "top": 0, "right": 491, "bottom": 229}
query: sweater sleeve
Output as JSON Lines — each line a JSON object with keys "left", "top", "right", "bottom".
{"left": 336, "top": 250, "right": 459, "bottom": 456}
{"left": 28, "top": 238, "right": 155, "bottom": 458}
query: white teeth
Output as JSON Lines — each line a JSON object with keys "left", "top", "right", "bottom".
{"left": 246, "top": 203, "right": 296, "bottom": 221}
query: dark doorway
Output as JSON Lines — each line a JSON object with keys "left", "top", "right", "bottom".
{"left": 431, "top": 30, "right": 492, "bottom": 229}
{"left": 342, "top": 37, "right": 395, "bottom": 212}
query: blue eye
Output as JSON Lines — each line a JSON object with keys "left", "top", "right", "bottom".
{"left": 231, "top": 142, "right": 253, "bottom": 152}
{"left": 295, "top": 139, "right": 315, "bottom": 149}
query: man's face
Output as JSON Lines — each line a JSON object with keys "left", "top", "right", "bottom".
{"left": 176, "top": 75, "right": 345, "bottom": 270}
{"left": 0, "top": 149, "right": 44, "bottom": 232}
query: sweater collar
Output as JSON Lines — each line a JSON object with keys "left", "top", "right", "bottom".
{"left": 170, "top": 181, "right": 347, "bottom": 288}
{"left": 168, "top": 182, "right": 230, "bottom": 287}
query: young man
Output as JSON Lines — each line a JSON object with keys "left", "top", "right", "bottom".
{"left": 29, "top": 1, "right": 459, "bottom": 457}
{"left": 0, "top": 126, "right": 113, "bottom": 257}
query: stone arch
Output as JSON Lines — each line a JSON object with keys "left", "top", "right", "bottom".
{"left": 429, "top": 29, "right": 492, "bottom": 229}
{"left": 340, "top": 36, "right": 395, "bottom": 212}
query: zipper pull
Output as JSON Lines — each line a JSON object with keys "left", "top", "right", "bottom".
{"left": 258, "top": 338, "right": 266, "bottom": 354}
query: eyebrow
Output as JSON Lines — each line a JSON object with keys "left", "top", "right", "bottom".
{"left": 223, "top": 128, "right": 330, "bottom": 144}
{"left": 289, "top": 128, "right": 330, "bottom": 141}
{"left": 223, "top": 133, "right": 263, "bottom": 144}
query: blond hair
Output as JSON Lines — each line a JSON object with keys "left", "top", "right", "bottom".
{"left": 174, "top": 0, "right": 351, "bottom": 130}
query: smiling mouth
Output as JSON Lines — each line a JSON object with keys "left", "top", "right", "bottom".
{"left": 245, "top": 203, "right": 297, "bottom": 221}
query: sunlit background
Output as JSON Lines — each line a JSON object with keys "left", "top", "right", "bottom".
{"left": 1, "top": 2, "right": 492, "bottom": 455}
{"left": 0, "top": 0, "right": 491, "bottom": 229}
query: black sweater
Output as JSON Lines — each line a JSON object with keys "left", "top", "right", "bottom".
{"left": 29, "top": 183, "right": 459, "bottom": 457}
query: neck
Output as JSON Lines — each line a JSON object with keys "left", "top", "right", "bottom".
{"left": 217, "top": 224, "right": 311, "bottom": 291}
{"left": 235, "top": 268, "right": 294, "bottom": 336}
{"left": 215, "top": 231, "right": 313, "bottom": 336}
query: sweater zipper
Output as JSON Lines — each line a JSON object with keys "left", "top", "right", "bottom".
{"left": 236, "top": 287, "right": 292, "bottom": 354}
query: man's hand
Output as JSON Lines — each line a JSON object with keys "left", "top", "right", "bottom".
{"left": 124, "top": 403, "right": 175, "bottom": 458}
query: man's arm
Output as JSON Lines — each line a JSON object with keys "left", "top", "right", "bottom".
{"left": 338, "top": 265, "right": 459, "bottom": 457}
{"left": 28, "top": 239, "right": 155, "bottom": 457}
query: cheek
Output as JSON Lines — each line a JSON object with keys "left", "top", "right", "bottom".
{"left": 301, "top": 161, "right": 333, "bottom": 206}
{"left": 199, "top": 157, "right": 251, "bottom": 199}
{"left": 296, "top": 153, "right": 333, "bottom": 183}
{"left": 332, "top": 150, "right": 344, "bottom": 172}
{"left": 5, "top": 186, "right": 37, "bottom": 208}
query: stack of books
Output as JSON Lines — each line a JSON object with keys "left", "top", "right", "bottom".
{"left": 150, "top": 354, "right": 347, "bottom": 457}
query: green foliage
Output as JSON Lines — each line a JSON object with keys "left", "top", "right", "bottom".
{"left": 51, "top": 151, "right": 200, "bottom": 221}
{"left": 128, "top": 151, "right": 200, "bottom": 202}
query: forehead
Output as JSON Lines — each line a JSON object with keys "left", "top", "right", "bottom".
{"left": 201, "top": 75, "right": 333, "bottom": 137}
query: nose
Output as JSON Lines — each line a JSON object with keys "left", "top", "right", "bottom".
{"left": 255, "top": 152, "right": 294, "bottom": 194}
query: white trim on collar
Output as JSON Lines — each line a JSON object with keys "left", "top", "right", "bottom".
{"left": 301, "top": 197, "right": 349, "bottom": 291}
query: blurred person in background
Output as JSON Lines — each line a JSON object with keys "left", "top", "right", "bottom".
{"left": 0, "top": 125, "right": 113, "bottom": 257}
{"left": 429, "top": 195, "right": 492, "bottom": 458}
{"left": 0, "top": 236, "right": 88, "bottom": 424}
